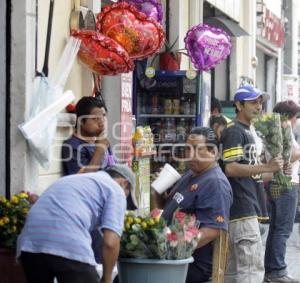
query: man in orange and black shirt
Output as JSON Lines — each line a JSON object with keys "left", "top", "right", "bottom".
{"left": 220, "top": 85, "right": 283, "bottom": 282}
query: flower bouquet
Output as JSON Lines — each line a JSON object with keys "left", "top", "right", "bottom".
{"left": 253, "top": 113, "right": 292, "bottom": 190}
{"left": 0, "top": 192, "right": 31, "bottom": 249}
{"left": 120, "top": 209, "right": 200, "bottom": 260}
{"left": 281, "top": 117, "right": 292, "bottom": 163}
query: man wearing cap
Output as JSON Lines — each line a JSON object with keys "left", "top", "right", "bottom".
{"left": 220, "top": 85, "right": 284, "bottom": 282}
{"left": 17, "top": 164, "right": 137, "bottom": 283}
{"left": 263, "top": 100, "right": 300, "bottom": 283}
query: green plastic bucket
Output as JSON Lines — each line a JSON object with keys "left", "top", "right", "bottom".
{"left": 118, "top": 257, "right": 194, "bottom": 283}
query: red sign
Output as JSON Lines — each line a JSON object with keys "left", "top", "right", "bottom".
{"left": 120, "top": 72, "right": 133, "bottom": 164}
{"left": 257, "top": 5, "right": 285, "bottom": 48}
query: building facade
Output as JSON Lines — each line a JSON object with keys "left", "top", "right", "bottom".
{"left": 2, "top": 0, "right": 299, "bottom": 196}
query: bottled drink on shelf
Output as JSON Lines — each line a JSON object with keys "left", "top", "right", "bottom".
{"left": 164, "top": 98, "right": 173, "bottom": 114}
{"left": 151, "top": 94, "right": 159, "bottom": 114}
{"left": 190, "top": 97, "right": 196, "bottom": 115}
{"left": 151, "top": 121, "right": 161, "bottom": 143}
{"left": 172, "top": 99, "right": 180, "bottom": 114}
{"left": 180, "top": 96, "right": 185, "bottom": 114}
{"left": 164, "top": 118, "right": 176, "bottom": 142}
{"left": 176, "top": 118, "right": 187, "bottom": 142}
{"left": 183, "top": 99, "right": 191, "bottom": 115}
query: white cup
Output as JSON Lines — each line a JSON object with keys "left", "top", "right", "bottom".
{"left": 151, "top": 163, "right": 181, "bottom": 194}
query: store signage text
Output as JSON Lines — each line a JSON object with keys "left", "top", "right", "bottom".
{"left": 257, "top": 4, "right": 285, "bottom": 48}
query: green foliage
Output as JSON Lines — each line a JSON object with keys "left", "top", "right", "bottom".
{"left": 120, "top": 209, "right": 200, "bottom": 260}
{"left": 253, "top": 113, "right": 292, "bottom": 188}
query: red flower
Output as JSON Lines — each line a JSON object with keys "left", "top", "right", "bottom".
{"left": 174, "top": 211, "right": 186, "bottom": 220}
{"left": 167, "top": 232, "right": 178, "bottom": 242}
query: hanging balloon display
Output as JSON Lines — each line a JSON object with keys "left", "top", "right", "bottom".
{"left": 120, "top": 0, "right": 163, "bottom": 23}
{"left": 96, "top": 2, "right": 165, "bottom": 60}
{"left": 72, "top": 30, "right": 135, "bottom": 75}
{"left": 184, "top": 24, "right": 232, "bottom": 71}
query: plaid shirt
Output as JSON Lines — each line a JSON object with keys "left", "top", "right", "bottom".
{"left": 267, "top": 181, "right": 297, "bottom": 198}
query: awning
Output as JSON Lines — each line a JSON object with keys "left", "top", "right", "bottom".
{"left": 204, "top": 16, "right": 249, "bottom": 37}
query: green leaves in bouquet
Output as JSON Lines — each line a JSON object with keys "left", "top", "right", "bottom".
{"left": 253, "top": 113, "right": 282, "bottom": 157}
{"left": 253, "top": 113, "right": 292, "bottom": 188}
{"left": 120, "top": 209, "right": 201, "bottom": 260}
{"left": 120, "top": 212, "right": 168, "bottom": 259}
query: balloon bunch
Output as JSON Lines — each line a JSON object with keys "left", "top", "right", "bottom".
{"left": 72, "top": 2, "right": 165, "bottom": 76}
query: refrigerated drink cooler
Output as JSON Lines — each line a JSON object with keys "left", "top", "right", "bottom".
{"left": 133, "top": 70, "right": 210, "bottom": 176}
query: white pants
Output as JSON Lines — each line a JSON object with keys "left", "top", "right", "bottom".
{"left": 224, "top": 217, "right": 264, "bottom": 283}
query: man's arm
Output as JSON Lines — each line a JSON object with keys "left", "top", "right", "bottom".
{"left": 290, "top": 147, "right": 300, "bottom": 163}
{"left": 196, "top": 227, "right": 220, "bottom": 249}
{"left": 80, "top": 138, "right": 109, "bottom": 173}
{"left": 224, "top": 157, "right": 283, "bottom": 177}
{"left": 100, "top": 229, "right": 120, "bottom": 283}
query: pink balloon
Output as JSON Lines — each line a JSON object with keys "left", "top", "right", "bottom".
{"left": 184, "top": 24, "right": 232, "bottom": 71}
{"left": 121, "top": 0, "right": 163, "bottom": 23}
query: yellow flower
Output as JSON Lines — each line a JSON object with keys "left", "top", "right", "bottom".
{"left": 2, "top": 216, "right": 9, "bottom": 224}
{"left": 141, "top": 222, "right": 148, "bottom": 229}
{"left": 154, "top": 216, "right": 160, "bottom": 223}
{"left": 18, "top": 193, "right": 28, "bottom": 199}
{"left": 134, "top": 217, "right": 142, "bottom": 224}
{"left": 126, "top": 217, "right": 134, "bottom": 225}
{"left": 0, "top": 196, "right": 6, "bottom": 203}
{"left": 12, "top": 226, "right": 17, "bottom": 232}
{"left": 12, "top": 217, "right": 17, "bottom": 224}
{"left": 5, "top": 201, "right": 11, "bottom": 208}
{"left": 147, "top": 218, "right": 155, "bottom": 226}
{"left": 22, "top": 208, "right": 29, "bottom": 214}
{"left": 125, "top": 222, "right": 131, "bottom": 230}
{"left": 11, "top": 196, "right": 19, "bottom": 204}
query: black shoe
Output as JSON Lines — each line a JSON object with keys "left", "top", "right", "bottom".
{"left": 264, "top": 274, "right": 300, "bottom": 283}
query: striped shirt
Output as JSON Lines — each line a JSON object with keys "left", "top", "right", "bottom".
{"left": 17, "top": 171, "right": 126, "bottom": 266}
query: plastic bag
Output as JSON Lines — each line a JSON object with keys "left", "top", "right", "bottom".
{"left": 19, "top": 37, "right": 80, "bottom": 169}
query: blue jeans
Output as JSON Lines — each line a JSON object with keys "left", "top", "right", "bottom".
{"left": 264, "top": 185, "right": 298, "bottom": 278}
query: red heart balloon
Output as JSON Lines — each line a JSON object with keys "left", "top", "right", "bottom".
{"left": 96, "top": 2, "right": 165, "bottom": 60}
{"left": 72, "top": 30, "right": 135, "bottom": 76}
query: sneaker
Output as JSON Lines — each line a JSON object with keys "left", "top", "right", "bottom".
{"left": 264, "top": 274, "right": 300, "bottom": 283}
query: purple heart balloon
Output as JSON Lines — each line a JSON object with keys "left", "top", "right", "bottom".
{"left": 121, "top": 0, "right": 163, "bottom": 23}
{"left": 184, "top": 24, "right": 232, "bottom": 71}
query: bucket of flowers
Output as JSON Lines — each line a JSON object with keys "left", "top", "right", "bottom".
{"left": 118, "top": 209, "right": 200, "bottom": 283}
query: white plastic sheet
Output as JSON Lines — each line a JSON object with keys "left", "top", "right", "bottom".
{"left": 18, "top": 37, "right": 80, "bottom": 169}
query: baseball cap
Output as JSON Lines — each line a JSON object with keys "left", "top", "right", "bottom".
{"left": 234, "top": 85, "right": 263, "bottom": 102}
{"left": 105, "top": 164, "right": 138, "bottom": 209}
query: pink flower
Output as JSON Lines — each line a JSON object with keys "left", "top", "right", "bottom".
{"left": 190, "top": 214, "right": 196, "bottom": 223}
{"left": 150, "top": 208, "right": 162, "bottom": 218}
{"left": 184, "top": 227, "right": 199, "bottom": 242}
{"left": 167, "top": 232, "right": 178, "bottom": 247}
